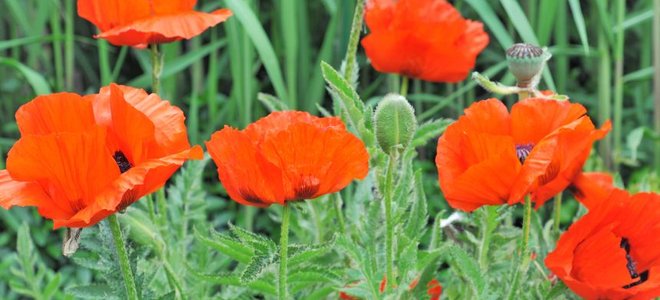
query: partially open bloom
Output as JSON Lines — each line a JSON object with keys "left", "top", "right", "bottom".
{"left": 0, "top": 84, "right": 203, "bottom": 228}
{"left": 78, "top": 0, "right": 232, "bottom": 48}
{"left": 361, "top": 0, "right": 489, "bottom": 82}
{"left": 206, "top": 111, "right": 369, "bottom": 207}
{"left": 545, "top": 188, "right": 660, "bottom": 299}
{"left": 436, "top": 98, "right": 610, "bottom": 212}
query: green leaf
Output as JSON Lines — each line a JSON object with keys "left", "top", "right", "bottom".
{"left": 67, "top": 284, "right": 119, "bottom": 300}
{"left": 464, "top": 0, "right": 513, "bottom": 48}
{"left": 0, "top": 57, "right": 51, "bottom": 95}
{"left": 320, "top": 61, "right": 367, "bottom": 137}
{"left": 447, "top": 245, "right": 486, "bottom": 297}
{"left": 194, "top": 227, "right": 253, "bottom": 264}
{"left": 224, "top": 0, "right": 289, "bottom": 104}
{"left": 567, "top": 0, "right": 590, "bottom": 54}
{"left": 240, "top": 254, "right": 274, "bottom": 283}
{"left": 626, "top": 127, "right": 646, "bottom": 162}
{"left": 288, "top": 267, "right": 341, "bottom": 285}
{"left": 288, "top": 237, "right": 335, "bottom": 267}
{"left": 43, "top": 274, "right": 62, "bottom": 299}
{"left": 186, "top": 268, "right": 277, "bottom": 295}
{"left": 411, "top": 119, "right": 452, "bottom": 148}
{"left": 257, "top": 92, "right": 289, "bottom": 112}
{"left": 229, "top": 223, "right": 277, "bottom": 254}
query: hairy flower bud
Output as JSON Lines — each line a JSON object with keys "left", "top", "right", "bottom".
{"left": 374, "top": 94, "right": 417, "bottom": 155}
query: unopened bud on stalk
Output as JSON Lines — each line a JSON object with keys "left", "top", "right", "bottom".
{"left": 506, "top": 43, "right": 551, "bottom": 88}
{"left": 374, "top": 94, "right": 417, "bottom": 155}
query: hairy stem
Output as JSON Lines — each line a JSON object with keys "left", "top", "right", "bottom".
{"left": 108, "top": 214, "right": 139, "bottom": 300}
{"left": 400, "top": 76, "right": 409, "bottom": 97}
{"left": 552, "top": 192, "right": 563, "bottom": 237}
{"left": 342, "top": 0, "right": 366, "bottom": 81}
{"left": 384, "top": 153, "right": 397, "bottom": 288}
{"left": 278, "top": 205, "right": 291, "bottom": 300}
{"left": 150, "top": 43, "right": 163, "bottom": 94}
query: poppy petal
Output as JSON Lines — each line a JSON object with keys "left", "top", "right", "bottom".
{"left": 511, "top": 98, "right": 587, "bottom": 145}
{"left": 0, "top": 170, "right": 49, "bottom": 209}
{"left": 77, "top": 0, "right": 197, "bottom": 31}
{"left": 95, "top": 9, "right": 232, "bottom": 48}
{"left": 571, "top": 172, "right": 616, "bottom": 209}
{"left": 206, "top": 127, "right": 284, "bottom": 206}
{"left": 15, "top": 93, "right": 96, "bottom": 135}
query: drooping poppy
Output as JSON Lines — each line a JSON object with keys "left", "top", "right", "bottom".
{"left": 545, "top": 189, "right": 660, "bottom": 299}
{"left": 206, "top": 111, "right": 369, "bottom": 207}
{"left": 435, "top": 98, "right": 610, "bottom": 212}
{"left": 0, "top": 84, "right": 203, "bottom": 228}
{"left": 78, "top": 0, "right": 232, "bottom": 48}
{"left": 361, "top": 0, "right": 489, "bottom": 83}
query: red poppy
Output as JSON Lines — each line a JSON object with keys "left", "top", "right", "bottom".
{"left": 427, "top": 278, "right": 443, "bottom": 300}
{"left": 361, "top": 0, "right": 489, "bottom": 83}
{"left": 435, "top": 98, "right": 610, "bottom": 212}
{"left": 206, "top": 111, "right": 369, "bottom": 207}
{"left": 545, "top": 189, "right": 660, "bottom": 299}
{"left": 0, "top": 84, "right": 203, "bottom": 228}
{"left": 78, "top": 0, "right": 232, "bottom": 48}
{"left": 571, "top": 172, "right": 616, "bottom": 209}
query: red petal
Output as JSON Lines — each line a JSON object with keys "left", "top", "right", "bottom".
{"left": 15, "top": 93, "right": 96, "bottom": 135}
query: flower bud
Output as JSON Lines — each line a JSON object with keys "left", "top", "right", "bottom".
{"left": 506, "top": 43, "right": 551, "bottom": 88}
{"left": 374, "top": 93, "right": 417, "bottom": 154}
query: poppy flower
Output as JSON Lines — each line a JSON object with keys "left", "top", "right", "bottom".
{"left": 206, "top": 111, "right": 369, "bottom": 207}
{"left": 78, "top": 0, "right": 232, "bottom": 48}
{"left": 570, "top": 172, "right": 616, "bottom": 209}
{"left": 361, "top": 0, "right": 489, "bottom": 83}
{"left": 0, "top": 84, "right": 203, "bottom": 228}
{"left": 435, "top": 98, "right": 610, "bottom": 212}
{"left": 545, "top": 189, "right": 660, "bottom": 299}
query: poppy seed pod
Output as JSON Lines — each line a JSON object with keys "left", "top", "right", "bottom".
{"left": 506, "top": 43, "right": 551, "bottom": 88}
{"left": 374, "top": 94, "right": 417, "bottom": 155}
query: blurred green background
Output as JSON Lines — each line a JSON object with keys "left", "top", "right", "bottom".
{"left": 0, "top": 0, "right": 658, "bottom": 298}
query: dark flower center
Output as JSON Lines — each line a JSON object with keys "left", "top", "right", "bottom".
{"left": 620, "top": 237, "right": 650, "bottom": 289}
{"left": 515, "top": 143, "right": 534, "bottom": 164}
{"left": 294, "top": 176, "right": 320, "bottom": 200}
{"left": 113, "top": 151, "right": 132, "bottom": 173}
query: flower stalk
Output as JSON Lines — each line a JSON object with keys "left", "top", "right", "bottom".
{"left": 552, "top": 193, "right": 563, "bottom": 237}
{"left": 108, "top": 214, "right": 139, "bottom": 300}
{"left": 279, "top": 204, "right": 291, "bottom": 300}
{"left": 384, "top": 153, "right": 396, "bottom": 289}
{"left": 150, "top": 43, "right": 163, "bottom": 94}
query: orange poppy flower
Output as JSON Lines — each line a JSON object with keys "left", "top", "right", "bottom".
{"left": 0, "top": 84, "right": 203, "bottom": 228}
{"left": 78, "top": 0, "right": 232, "bottom": 48}
{"left": 361, "top": 0, "right": 489, "bottom": 83}
{"left": 545, "top": 189, "right": 660, "bottom": 299}
{"left": 435, "top": 98, "right": 610, "bottom": 212}
{"left": 206, "top": 111, "right": 369, "bottom": 207}
{"left": 570, "top": 172, "right": 616, "bottom": 209}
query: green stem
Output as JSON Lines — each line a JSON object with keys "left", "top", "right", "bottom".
{"left": 278, "top": 205, "right": 291, "bottom": 300}
{"left": 654, "top": 0, "right": 660, "bottom": 171}
{"left": 342, "top": 0, "right": 366, "bottom": 81}
{"left": 333, "top": 193, "right": 346, "bottom": 234}
{"left": 552, "top": 192, "right": 563, "bottom": 236}
{"left": 108, "top": 214, "right": 139, "bottom": 300}
{"left": 520, "top": 195, "right": 532, "bottom": 270}
{"left": 400, "top": 76, "right": 409, "bottom": 97}
{"left": 384, "top": 153, "right": 396, "bottom": 289}
{"left": 612, "top": 0, "right": 625, "bottom": 171}
{"left": 150, "top": 43, "right": 163, "bottom": 94}
{"left": 477, "top": 206, "right": 497, "bottom": 271}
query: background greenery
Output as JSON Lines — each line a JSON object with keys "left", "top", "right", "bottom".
{"left": 0, "top": 0, "right": 658, "bottom": 299}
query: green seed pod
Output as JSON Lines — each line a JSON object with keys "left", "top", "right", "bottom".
{"left": 374, "top": 93, "right": 417, "bottom": 155}
{"left": 506, "top": 43, "right": 551, "bottom": 88}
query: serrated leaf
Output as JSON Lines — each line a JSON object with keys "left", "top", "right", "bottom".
{"left": 186, "top": 266, "right": 277, "bottom": 295}
{"left": 43, "top": 273, "right": 61, "bottom": 299}
{"left": 288, "top": 267, "right": 341, "bottom": 285}
{"left": 447, "top": 245, "right": 486, "bottom": 297}
{"left": 229, "top": 223, "right": 277, "bottom": 254}
{"left": 411, "top": 119, "right": 452, "bottom": 147}
{"left": 240, "top": 254, "right": 274, "bottom": 283}
{"left": 288, "top": 237, "right": 335, "bottom": 267}
{"left": 321, "top": 61, "right": 366, "bottom": 136}
{"left": 195, "top": 227, "right": 253, "bottom": 264}
{"left": 67, "top": 284, "right": 119, "bottom": 300}
{"left": 404, "top": 171, "right": 428, "bottom": 239}
{"left": 258, "top": 92, "right": 289, "bottom": 112}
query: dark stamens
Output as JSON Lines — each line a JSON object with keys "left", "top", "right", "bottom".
{"left": 619, "top": 237, "right": 650, "bottom": 289}
{"left": 113, "top": 151, "right": 132, "bottom": 173}
{"left": 515, "top": 143, "right": 534, "bottom": 164}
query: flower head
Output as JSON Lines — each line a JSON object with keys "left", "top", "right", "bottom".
{"left": 0, "top": 84, "right": 203, "bottom": 228}
{"left": 206, "top": 111, "right": 369, "bottom": 207}
{"left": 361, "top": 0, "right": 489, "bottom": 83}
{"left": 78, "top": 0, "right": 232, "bottom": 48}
{"left": 545, "top": 188, "right": 660, "bottom": 299}
{"left": 435, "top": 98, "right": 610, "bottom": 211}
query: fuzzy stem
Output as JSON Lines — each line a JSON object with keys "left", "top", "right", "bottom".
{"left": 552, "top": 192, "right": 563, "bottom": 236}
{"left": 384, "top": 153, "right": 397, "bottom": 288}
{"left": 400, "top": 76, "right": 409, "bottom": 97}
{"left": 333, "top": 193, "right": 346, "bottom": 234}
{"left": 343, "top": 0, "right": 366, "bottom": 81}
{"left": 477, "top": 206, "right": 497, "bottom": 271}
{"left": 278, "top": 205, "right": 291, "bottom": 300}
{"left": 150, "top": 44, "right": 163, "bottom": 94}
{"left": 520, "top": 195, "right": 532, "bottom": 270}
{"left": 108, "top": 214, "right": 139, "bottom": 300}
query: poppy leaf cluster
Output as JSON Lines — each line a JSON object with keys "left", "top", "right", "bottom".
{"left": 0, "top": 84, "right": 203, "bottom": 228}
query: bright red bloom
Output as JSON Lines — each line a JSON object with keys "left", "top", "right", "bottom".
{"left": 206, "top": 111, "right": 369, "bottom": 207}
{"left": 545, "top": 189, "right": 660, "bottom": 299}
{"left": 78, "top": 0, "right": 232, "bottom": 48}
{"left": 427, "top": 279, "right": 442, "bottom": 300}
{"left": 361, "top": 0, "right": 489, "bottom": 83}
{"left": 436, "top": 98, "right": 610, "bottom": 211}
{"left": 0, "top": 84, "right": 203, "bottom": 228}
